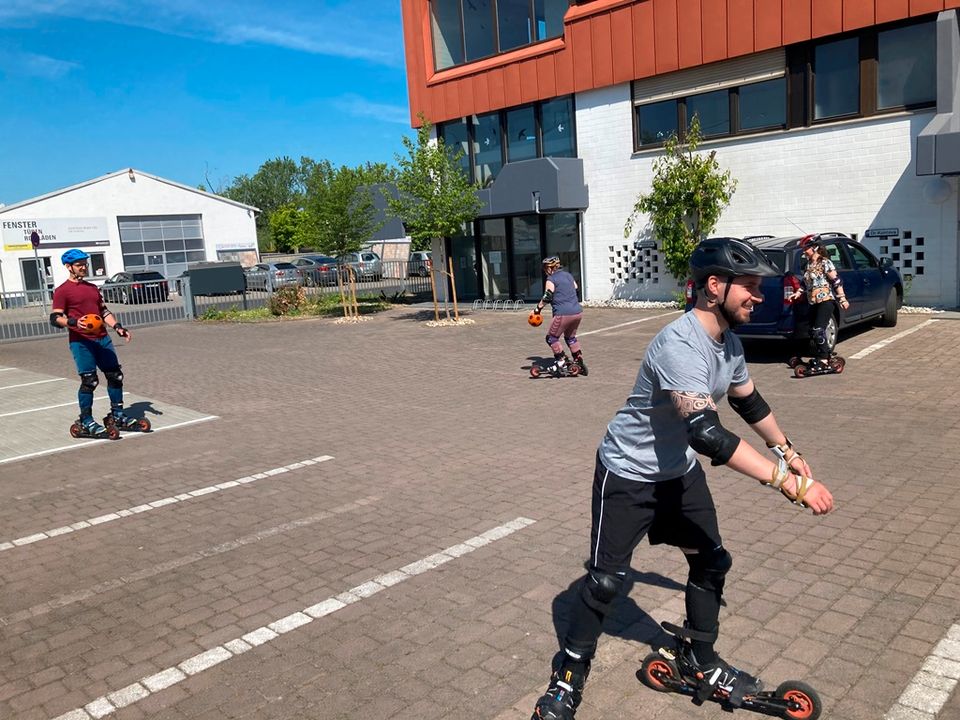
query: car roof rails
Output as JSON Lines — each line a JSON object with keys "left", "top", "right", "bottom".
{"left": 742, "top": 234, "right": 775, "bottom": 241}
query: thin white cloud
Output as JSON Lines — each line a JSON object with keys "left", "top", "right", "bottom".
{"left": 332, "top": 94, "right": 410, "bottom": 125}
{"left": 0, "top": 49, "right": 79, "bottom": 79}
{"left": 0, "top": 0, "right": 403, "bottom": 65}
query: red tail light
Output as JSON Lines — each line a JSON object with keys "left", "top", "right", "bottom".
{"left": 783, "top": 274, "right": 801, "bottom": 305}
{"left": 685, "top": 279, "right": 695, "bottom": 304}
{"left": 320, "top": 265, "right": 329, "bottom": 271}
{"left": 275, "top": 271, "right": 283, "bottom": 277}
{"left": 133, "top": 283, "right": 142, "bottom": 289}
{"left": 426, "top": 259, "right": 432, "bottom": 269}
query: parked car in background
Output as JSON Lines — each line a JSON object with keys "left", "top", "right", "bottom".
{"left": 289, "top": 255, "right": 339, "bottom": 286}
{"left": 338, "top": 251, "right": 383, "bottom": 281}
{"left": 243, "top": 262, "right": 301, "bottom": 291}
{"left": 408, "top": 250, "right": 432, "bottom": 277}
{"left": 685, "top": 233, "right": 902, "bottom": 353}
{"left": 102, "top": 271, "right": 171, "bottom": 304}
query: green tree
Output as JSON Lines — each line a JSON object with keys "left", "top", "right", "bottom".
{"left": 624, "top": 116, "right": 737, "bottom": 281}
{"left": 388, "top": 118, "right": 482, "bottom": 252}
{"left": 222, "top": 157, "right": 312, "bottom": 252}
{"left": 304, "top": 161, "right": 381, "bottom": 258}
{"left": 269, "top": 204, "right": 316, "bottom": 253}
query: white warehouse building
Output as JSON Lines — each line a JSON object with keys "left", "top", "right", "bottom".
{"left": 0, "top": 168, "right": 258, "bottom": 299}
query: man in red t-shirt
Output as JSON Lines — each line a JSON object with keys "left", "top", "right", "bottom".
{"left": 51, "top": 248, "right": 144, "bottom": 438}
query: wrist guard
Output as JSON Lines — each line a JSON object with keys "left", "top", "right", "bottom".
{"left": 767, "top": 437, "right": 802, "bottom": 467}
{"left": 67, "top": 317, "right": 78, "bottom": 328}
{"left": 762, "top": 461, "right": 816, "bottom": 507}
{"left": 115, "top": 324, "right": 129, "bottom": 337}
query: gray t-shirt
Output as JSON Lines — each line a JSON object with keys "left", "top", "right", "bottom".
{"left": 598, "top": 311, "right": 749, "bottom": 482}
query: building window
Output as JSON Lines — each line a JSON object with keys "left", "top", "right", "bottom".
{"left": 813, "top": 37, "right": 860, "bottom": 120}
{"left": 878, "top": 22, "right": 937, "bottom": 109}
{"left": 438, "top": 95, "right": 576, "bottom": 183}
{"left": 431, "top": 0, "right": 566, "bottom": 71}
{"left": 638, "top": 99, "right": 679, "bottom": 146}
{"left": 88, "top": 252, "right": 107, "bottom": 278}
{"left": 686, "top": 90, "right": 730, "bottom": 137}
{"left": 738, "top": 78, "right": 786, "bottom": 131}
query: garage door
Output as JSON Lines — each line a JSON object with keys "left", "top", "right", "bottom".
{"left": 118, "top": 215, "right": 207, "bottom": 280}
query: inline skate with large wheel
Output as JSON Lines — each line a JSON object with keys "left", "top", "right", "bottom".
{"left": 638, "top": 622, "right": 821, "bottom": 719}
{"left": 70, "top": 414, "right": 120, "bottom": 440}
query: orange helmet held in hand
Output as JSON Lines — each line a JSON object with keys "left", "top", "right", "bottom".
{"left": 78, "top": 314, "right": 104, "bottom": 335}
{"left": 528, "top": 311, "right": 543, "bottom": 327}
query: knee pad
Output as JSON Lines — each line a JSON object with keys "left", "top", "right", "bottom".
{"left": 686, "top": 546, "right": 732, "bottom": 594}
{"left": 565, "top": 335, "right": 578, "bottom": 347}
{"left": 580, "top": 568, "right": 624, "bottom": 614}
{"left": 104, "top": 368, "right": 123, "bottom": 389}
{"left": 79, "top": 372, "right": 99, "bottom": 394}
{"left": 545, "top": 333, "right": 560, "bottom": 346}
{"left": 812, "top": 327, "right": 828, "bottom": 346}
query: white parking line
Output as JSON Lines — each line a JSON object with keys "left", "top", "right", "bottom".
{"left": 1, "top": 494, "right": 381, "bottom": 627}
{"left": 850, "top": 319, "right": 938, "bottom": 359}
{"left": 0, "top": 454, "right": 333, "bottom": 552}
{"left": 0, "top": 377, "right": 66, "bottom": 391}
{"left": 885, "top": 623, "right": 960, "bottom": 719}
{"left": 0, "top": 396, "right": 108, "bottom": 419}
{"left": 48, "top": 516, "right": 536, "bottom": 720}
{"left": 579, "top": 311, "right": 681, "bottom": 337}
{"left": 0, "top": 415, "right": 219, "bottom": 466}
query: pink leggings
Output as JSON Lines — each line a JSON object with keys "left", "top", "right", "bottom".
{"left": 546, "top": 313, "right": 582, "bottom": 355}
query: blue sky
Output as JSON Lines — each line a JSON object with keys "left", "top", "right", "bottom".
{"left": 0, "top": 0, "right": 413, "bottom": 205}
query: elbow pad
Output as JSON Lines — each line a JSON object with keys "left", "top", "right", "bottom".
{"left": 829, "top": 275, "right": 843, "bottom": 291}
{"left": 727, "top": 388, "right": 771, "bottom": 425}
{"left": 49, "top": 312, "right": 65, "bottom": 328}
{"left": 687, "top": 409, "right": 740, "bottom": 466}
{"left": 541, "top": 289, "right": 555, "bottom": 304}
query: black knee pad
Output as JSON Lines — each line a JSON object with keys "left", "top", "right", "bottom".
{"left": 580, "top": 568, "right": 624, "bottom": 614}
{"left": 545, "top": 333, "right": 559, "bottom": 346}
{"left": 104, "top": 368, "right": 124, "bottom": 389}
{"left": 79, "top": 372, "right": 99, "bottom": 393}
{"left": 686, "top": 546, "right": 733, "bottom": 594}
{"left": 565, "top": 335, "right": 578, "bottom": 347}
{"left": 812, "top": 327, "right": 828, "bottom": 347}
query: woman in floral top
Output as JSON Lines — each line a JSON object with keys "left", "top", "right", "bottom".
{"left": 789, "top": 238, "right": 850, "bottom": 366}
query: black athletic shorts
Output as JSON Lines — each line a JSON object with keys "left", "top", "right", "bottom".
{"left": 589, "top": 453, "right": 722, "bottom": 573}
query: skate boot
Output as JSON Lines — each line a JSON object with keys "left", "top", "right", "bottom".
{"left": 531, "top": 654, "right": 590, "bottom": 720}
{"left": 676, "top": 641, "right": 761, "bottom": 707}
{"left": 572, "top": 351, "right": 588, "bottom": 377}
{"left": 103, "top": 404, "right": 151, "bottom": 432}
{"left": 70, "top": 411, "right": 120, "bottom": 440}
{"left": 530, "top": 353, "right": 580, "bottom": 378}
{"left": 793, "top": 354, "right": 844, "bottom": 378}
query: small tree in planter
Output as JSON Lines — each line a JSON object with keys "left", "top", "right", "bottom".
{"left": 388, "top": 117, "right": 482, "bottom": 322}
{"left": 624, "top": 116, "right": 738, "bottom": 291}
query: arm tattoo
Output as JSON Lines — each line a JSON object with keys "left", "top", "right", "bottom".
{"left": 670, "top": 391, "right": 717, "bottom": 418}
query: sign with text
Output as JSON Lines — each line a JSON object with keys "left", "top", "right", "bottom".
{"left": 865, "top": 228, "right": 899, "bottom": 238}
{"left": 2, "top": 217, "right": 110, "bottom": 251}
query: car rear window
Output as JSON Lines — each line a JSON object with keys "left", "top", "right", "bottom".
{"left": 761, "top": 250, "right": 789, "bottom": 274}
{"left": 275, "top": 263, "right": 297, "bottom": 269}
{"left": 133, "top": 272, "right": 165, "bottom": 280}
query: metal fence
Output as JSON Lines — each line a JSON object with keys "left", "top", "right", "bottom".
{"left": 0, "top": 261, "right": 436, "bottom": 343}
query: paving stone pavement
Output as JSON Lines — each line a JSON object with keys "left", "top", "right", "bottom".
{"left": 0, "top": 307, "right": 958, "bottom": 720}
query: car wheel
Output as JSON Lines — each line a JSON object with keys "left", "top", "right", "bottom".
{"left": 825, "top": 314, "right": 838, "bottom": 353}
{"left": 878, "top": 288, "right": 899, "bottom": 327}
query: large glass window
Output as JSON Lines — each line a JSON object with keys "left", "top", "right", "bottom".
{"left": 686, "top": 90, "right": 729, "bottom": 137}
{"left": 544, "top": 213, "right": 580, "bottom": 292}
{"left": 440, "top": 118, "right": 471, "bottom": 178}
{"left": 739, "top": 78, "right": 786, "bottom": 130}
{"left": 512, "top": 215, "right": 542, "bottom": 301}
{"left": 472, "top": 112, "right": 502, "bottom": 186}
{"left": 480, "top": 218, "right": 508, "bottom": 298}
{"left": 878, "top": 22, "right": 936, "bottom": 109}
{"left": 506, "top": 105, "right": 538, "bottom": 162}
{"left": 431, "top": 0, "right": 564, "bottom": 70}
{"left": 814, "top": 37, "right": 859, "bottom": 120}
{"left": 541, "top": 96, "right": 575, "bottom": 157}
{"left": 498, "top": 0, "right": 532, "bottom": 52}
{"left": 432, "top": 1, "right": 464, "bottom": 70}
{"left": 638, "top": 100, "right": 678, "bottom": 145}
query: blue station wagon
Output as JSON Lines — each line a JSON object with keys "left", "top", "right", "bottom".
{"left": 685, "top": 233, "right": 903, "bottom": 353}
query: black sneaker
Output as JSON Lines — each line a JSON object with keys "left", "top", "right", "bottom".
{"left": 679, "top": 647, "right": 761, "bottom": 705}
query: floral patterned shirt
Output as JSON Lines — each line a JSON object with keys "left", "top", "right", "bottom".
{"left": 802, "top": 258, "right": 838, "bottom": 305}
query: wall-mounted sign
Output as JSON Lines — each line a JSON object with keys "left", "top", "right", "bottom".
{"left": 2, "top": 218, "right": 110, "bottom": 251}
{"left": 865, "top": 227, "right": 899, "bottom": 238}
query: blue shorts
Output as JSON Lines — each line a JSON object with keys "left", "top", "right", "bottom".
{"left": 69, "top": 336, "right": 121, "bottom": 376}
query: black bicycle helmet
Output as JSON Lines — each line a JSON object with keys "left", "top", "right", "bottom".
{"left": 689, "top": 237, "right": 780, "bottom": 286}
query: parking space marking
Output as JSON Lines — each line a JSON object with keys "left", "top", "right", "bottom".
{"left": 0, "top": 377, "right": 66, "bottom": 391}
{"left": 0, "top": 415, "right": 219, "bottom": 466}
{"left": 0, "top": 396, "right": 108, "bottom": 419}
{"left": 0, "top": 454, "right": 334, "bottom": 553}
{"left": 48, "top": 516, "right": 536, "bottom": 720}
{"left": 850, "top": 319, "right": 938, "bottom": 359}
{"left": 885, "top": 623, "right": 960, "bottom": 720}
{"left": 579, "top": 311, "right": 681, "bottom": 337}
{"left": 1, "top": 494, "right": 382, "bottom": 627}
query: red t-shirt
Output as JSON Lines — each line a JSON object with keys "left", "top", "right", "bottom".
{"left": 52, "top": 280, "right": 108, "bottom": 342}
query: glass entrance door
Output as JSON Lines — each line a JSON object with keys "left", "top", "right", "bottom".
{"left": 512, "top": 215, "right": 542, "bottom": 302}
{"left": 544, "top": 213, "right": 582, "bottom": 294}
{"left": 480, "top": 219, "right": 508, "bottom": 299}
{"left": 20, "top": 256, "right": 54, "bottom": 305}
{"left": 450, "top": 231, "right": 478, "bottom": 299}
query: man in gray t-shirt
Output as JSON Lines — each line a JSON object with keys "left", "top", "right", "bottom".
{"left": 532, "top": 239, "right": 835, "bottom": 720}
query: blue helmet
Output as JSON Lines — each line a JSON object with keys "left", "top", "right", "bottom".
{"left": 61, "top": 249, "right": 90, "bottom": 265}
